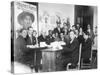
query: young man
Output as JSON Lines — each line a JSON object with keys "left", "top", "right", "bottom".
{"left": 14, "top": 29, "right": 28, "bottom": 64}
{"left": 53, "top": 21, "right": 63, "bottom": 38}
{"left": 46, "top": 30, "right": 54, "bottom": 45}
{"left": 32, "top": 30, "right": 38, "bottom": 45}
{"left": 62, "top": 30, "right": 79, "bottom": 70}
{"left": 26, "top": 27, "right": 35, "bottom": 45}
{"left": 14, "top": 29, "right": 35, "bottom": 73}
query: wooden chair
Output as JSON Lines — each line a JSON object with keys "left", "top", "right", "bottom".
{"left": 80, "top": 47, "right": 93, "bottom": 69}
{"left": 67, "top": 44, "right": 82, "bottom": 70}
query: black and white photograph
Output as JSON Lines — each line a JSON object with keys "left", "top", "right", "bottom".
{"left": 11, "top": 1, "right": 98, "bottom": 74}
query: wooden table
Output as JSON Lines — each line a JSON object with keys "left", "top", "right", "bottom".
{"left": 41, "top": 48, "right": 62, "bottom": 72}
{"left": 27, "top": 47, "right": 48, "bottom": 71}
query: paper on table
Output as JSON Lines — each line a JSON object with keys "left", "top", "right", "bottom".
{"left": 27, "top": 45, "right": 39, "bottom": 48}
{"left": 50, "top": 42, "right": 63, "bottom": 51}
{"left": 40, "top": 42, "right": 48, "bottom": 47}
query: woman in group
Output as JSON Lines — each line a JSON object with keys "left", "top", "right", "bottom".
{"left": 17, "top": 11, "right": 35, "bottom": 29}
{"left": 87, "top": 24, "right": 95, "bottom": 44}
{"left": 81, "top": 31, "right": 92, "bottom": 64}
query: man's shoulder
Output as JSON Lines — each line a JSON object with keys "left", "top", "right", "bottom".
{"left": 54, "top": 27, "right": 57, "bottom": 30}
{"left": 87, "top": 38, "right": 92, "bottom": 43}
{"left": 74, "top": 38, "right": 79, "bottom": 44}
{"left": 16, "top": 36, "right": 22, "bottom": 41}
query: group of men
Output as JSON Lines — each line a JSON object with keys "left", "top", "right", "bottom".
{"left": 14, "top": 19, "right": 95, "bottom": 72}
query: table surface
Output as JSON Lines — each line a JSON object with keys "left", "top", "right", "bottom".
{"left": 28, "top": 46, "right": 63, "bottom": 52}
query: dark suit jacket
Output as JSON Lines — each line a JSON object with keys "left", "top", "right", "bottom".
{"left": 38, "top": 35, "right": 47, "bottom": 43}
{"left": 61, "top": 27, "right": 69, "bottom": 35}
{"left": 26, "top": 36, "right": 36, "bottom": 45}
{"left": 81, "top": 38, "right": 92, "bottom": 58}
{"left": 77, "top": 35, "right": 84, "bottom": 44}
{"left": 64, "top": 34, "right": 70, "bottom": 46}
{"left": 46, "top": 35, "right": 54, "bottom": 45}
{"left": 14, "top": 35, "right": 35, "bottom": 66}
{"left": 53, "top": 27, "right": 63, "bottom": 38}
{"left": 14, "top": 36, "right": 28, "bottom": 63}
{"left": 63, "top": 38, "right": 79, "bottom": 64}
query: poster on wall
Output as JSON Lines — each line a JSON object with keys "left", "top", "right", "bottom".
{"left": 13, "top": 1, "right": 38, "bottom": 38}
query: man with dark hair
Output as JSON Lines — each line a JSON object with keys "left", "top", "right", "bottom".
{"left": 62, "top": 30, "right": 79, "bottom": 70}
{"left": 14, "top": 29, "right": 28, "bottom": 65}
{"left": 14, "top": 29, "right": 33, "bottom": 73}
{"left": 53, "top": 21, "right": 63, "bottom": 38}
{"left": 46, "top": 30, "right": 54, "bottom": 45}
{"left": 26, "top": 27, "right": 37, "bottom": 71}
{"left": 72, "top": 25, "right": 77, "bottom": 31}
{"left": 26, "top": 27, "right": 35, "bottom": 45}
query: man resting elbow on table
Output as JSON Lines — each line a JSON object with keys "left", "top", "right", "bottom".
{"left": 62, "top": 30, "right": 79, "bottom": 70}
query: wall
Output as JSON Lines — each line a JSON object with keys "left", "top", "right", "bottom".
{"left": 93, "top": 6, "right": 98, "bottom": 33}
{"left": 38, "top": 3, "right": 75, "bottom": 35}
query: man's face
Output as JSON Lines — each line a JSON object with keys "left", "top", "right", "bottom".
{"left": 60, "top": 33, "right": 64, "bottom": 38}
{"left": 49, "top": 30, "right": 52, "bottom": 35}
{"left": 87, "top": 24, "right": 91, "bottom": 29}
{"left": 72, "top": 26, "right": 75, "bottom": 30}
{"left": 28, "top": 28, "right": 33, "bottom": 36}
{"left": 42, "top": 31, "right": 46, "bottom": 37}
{"left": 64, "top": 25, "right": 68, "bottom": 29}
{"left": 21, "top": 30, "right": 27, "bottom": 38}
{"left": 33, "top": 31, "right": 37, "bottom": 37}
{"left": 70, "top": 31, "right": 75, "bottom": 40}
{"left": 23, "top": 16, "right": 32, "bottom": 27}
{"left": 57, "top": 24, "right": 60, "bottom": 28}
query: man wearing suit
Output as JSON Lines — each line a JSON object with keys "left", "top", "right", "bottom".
{"left": 26, "top": 27, "right": 37, "bottom": 71}
{"left": 14, "top": 29, "right": 33, "bottom": 73}
{"left": 14, "top": 29, "right": 28, "bottom": 65}
{"left": 26, "top": 27, "right": 36, "bottom": 45}
{"left": 62, "top": 30, "right": 79, "bottom": 70}
{"left": 46, "top": 30, "right": 54, "bottom": 45}
{"left": 53, "top": 21, "right": 63, "bottom": 38}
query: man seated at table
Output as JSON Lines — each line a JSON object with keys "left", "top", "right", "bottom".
{"left": 60, "top": 32, "right": 65, "bottom": 41}
{"left": 25, "top": 27, "right": 37, "bottom": 70}
{"left": 62, "top": 30, "right": 79, "bottom": 70}
{"left": 38, "top": 31, "right": 47, "bottom": 43}
{"left": 34, "top": 31, "right": 47, "bottom": 72}
{"left": 32, "top": 30, "right": 38, "bottom": 45}
{"left": 26, "top": 26, "right": 36, "bottom": 45}
{"left": 46, "top": 30, "right": 55, "bottom": 45}
{"left": 14, "top": 28, "right": 32, "bottom": 73}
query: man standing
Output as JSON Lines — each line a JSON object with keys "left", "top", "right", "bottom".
{"left": 53, "top": 21, "right": 62, "bottom": 38}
